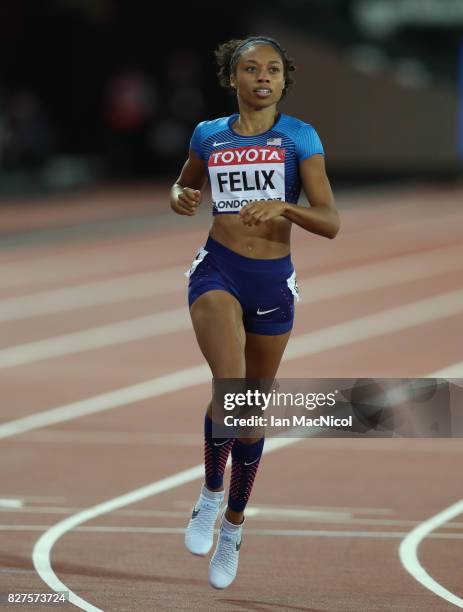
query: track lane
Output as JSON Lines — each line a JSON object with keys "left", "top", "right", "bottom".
{"left": 1, "top": 183, "right": 462, "bottom": 610}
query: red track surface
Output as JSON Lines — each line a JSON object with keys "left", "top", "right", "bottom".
{"left": 1, "top": 182, "right": 462, "bottom": 611}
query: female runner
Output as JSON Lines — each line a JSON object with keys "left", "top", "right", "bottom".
{"left": 170, "top": 35, "right": 340, "bottom": 589}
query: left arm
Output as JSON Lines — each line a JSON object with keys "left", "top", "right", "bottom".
{"left": 282, "top": 154, "right": 340, "bottom": 239}
{"left": 239, "top": 154, "right": 340, "bottom": 239}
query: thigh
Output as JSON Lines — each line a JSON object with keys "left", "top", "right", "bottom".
{"left": 245, "top": 330, "right": 291, "bottom": 379}
{"left": 242, "top": 268, "right": 298, "bottom": 337}
{"left": 190, "top": 289, "right": 246, "bottom": 378}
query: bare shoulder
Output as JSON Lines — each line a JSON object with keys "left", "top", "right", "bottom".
{"left": 299, "top": 155, "right": 335, "bottom": 207}
{"left": 175, "top": 148, "right": 207, "bottom": 191}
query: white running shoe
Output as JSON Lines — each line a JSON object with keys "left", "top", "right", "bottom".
{"left": 209, "top": 513, "right": 244, "bottom": 589}
{"left": 185, "top": 485, "right": 224, "bottom": 556}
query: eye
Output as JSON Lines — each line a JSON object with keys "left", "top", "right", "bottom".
{"left": 245, "top": 66, "right": 256, "bottom": 72}
{"left": 270, "top": 66, "right": 281, "bottom": 73}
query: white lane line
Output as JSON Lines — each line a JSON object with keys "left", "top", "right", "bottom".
{"left": 0, "top": 207, "right": 380, "bottom": 290}
{"left": 16, "top": 429, "right": 463, "bottom": 453}
{"left": 0, "top": 242, "right": 171, "bottom": 290}
{"left": 431, "top": 362, "right": 463, "bottom": 377}
{"left": 31, "top": 437, "right": 296, "bottom": 612}
{"left": 7, "top": 503, "right": 463, "bottom": 529}
{"left": 399, "top": 499, "right": 463, "bottom": 608}
{"left": 0, "top": 267, "right": 185, "bottom": 323}
{"left": 398, "top": 361, "right": 463, "bottom": 608}
{"left": 7, "top": 524, "right": 463, "bottom": 539}
{"left": 0, "top": 253, "right": 147, "bottom": 290}
{"left": 1, "top": 288, "right": 463, "bottom": 440}
{"left": 29, "top": 357, "right": 463, "bottom": 611}
{"left": 0, "top": 202, "right": 458, "bottom": 290}
{"left": 2, "top": 244, "right": 463, "bottom": 369}
{"left": 0, "top": 499, "right": 23, "bottom": 508}
{"left": 0, "top": 365, "right": 209, "bottom": 440}
{"left": 11, "top": 495, "right": 67, "bottom": 503}
{"left": 19, "top": 430, "right": 200, "bottom": 446}
{"left": 396, "top": 366, "right": 463, "bottom": 607}
{"left": 0, "top": 242, "right": 461, "bottom": 324}
{"left": 25, "top": 357, "right": 463, "bottom": 611}
{"left": 285, "top": 288, "right": 463, "bottom": 361}
{"left": 0, "top": 308, "right": 189, "bottom": 368}
{"left": 5, "top": 503, "right": 463, "bottom": 528}
{"left": 298, "top": 243, "right": 463, "bottom": 305}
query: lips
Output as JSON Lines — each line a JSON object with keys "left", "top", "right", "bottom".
{"left": 254, "top": 88, "right": 272, "bottom": 97}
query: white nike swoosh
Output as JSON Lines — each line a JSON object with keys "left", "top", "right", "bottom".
{"left": 256, "top": 307, "right": 280, "bottom": 315}
{"left": 213, "top": 439, "right": 231, "bottom": 446}
{"left": 244, "top": 458, "right": 259, "bottom": 466}
{"left": 212, "top": 141, "right": 232, "bottom": 147}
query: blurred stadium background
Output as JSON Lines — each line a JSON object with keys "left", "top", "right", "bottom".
{"left": 2, "top": 3, "right": 463, "bottom": 609}
{"left": 0, "top": 0, "right": 461, "bottom": 199}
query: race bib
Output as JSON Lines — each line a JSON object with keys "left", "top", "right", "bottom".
{"left": 208, "top": 146, "right": 285, "bottom": 213}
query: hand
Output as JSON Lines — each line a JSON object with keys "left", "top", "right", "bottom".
{"left": 172, "top": 187, "right": 201, "bottom": 216}
{"left": 239, "top": 200, "right": 286, "bottom": 226}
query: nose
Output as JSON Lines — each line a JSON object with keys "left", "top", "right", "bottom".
{"left": 257, "top": 71, "right": 270, "bottom": 82}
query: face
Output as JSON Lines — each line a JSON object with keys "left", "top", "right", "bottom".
{"left": 230, "top": 44, "right": 285, "bottom": 108}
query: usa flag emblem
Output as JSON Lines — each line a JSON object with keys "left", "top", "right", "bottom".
{"left": 266, "top": 137, "right": 282, "bottom": 146}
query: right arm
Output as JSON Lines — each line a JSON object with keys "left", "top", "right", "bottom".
{"left": 170, "top": 148, "right": 207, "bottom": 216}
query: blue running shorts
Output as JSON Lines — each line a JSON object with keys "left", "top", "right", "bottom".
{"left": 185, "top": 236, "right": 299, "bottom": 335}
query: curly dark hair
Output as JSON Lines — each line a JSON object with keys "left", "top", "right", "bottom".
{"left": 214, "top": 36, "right": 296, "bottom": 99}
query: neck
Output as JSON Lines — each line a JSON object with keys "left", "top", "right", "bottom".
{"left": 233, "top": 104, "right": 279, "bottom": 136}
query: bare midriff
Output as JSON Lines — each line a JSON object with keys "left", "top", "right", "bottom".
{"left": 209, "top": 214, "right": 292, "bottom": 259}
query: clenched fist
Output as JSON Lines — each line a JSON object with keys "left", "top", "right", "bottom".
{"left": 171, "top": 186, "right": 202, "bottom": 216}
